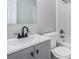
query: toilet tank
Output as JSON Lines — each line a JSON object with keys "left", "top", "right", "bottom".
{"left": 43, "top": 32, "right": 58, "bottom": 48}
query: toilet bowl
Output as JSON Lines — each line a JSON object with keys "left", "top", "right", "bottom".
{"left": 43, "top": 32, "right": 71, "bottom": 59}
{"left": 51, "top": 46, "right": 71, "bottom": 59}
{"left": 51, "top": 40, "right": 71, "bottom": 59}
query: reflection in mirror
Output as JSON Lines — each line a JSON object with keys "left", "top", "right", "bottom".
{"left": 7, "top": 0, "right": 37, "bottom": 24}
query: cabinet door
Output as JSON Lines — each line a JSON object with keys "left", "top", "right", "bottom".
{"left": 7, "top": 47, "right": 34, "bottom": 59}
{"left": 34, "top": 40, "right": 51, "bottom": 59}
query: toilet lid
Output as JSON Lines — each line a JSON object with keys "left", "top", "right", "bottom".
{"left": 52, "top": 46, "right": 71, "bottom": 57}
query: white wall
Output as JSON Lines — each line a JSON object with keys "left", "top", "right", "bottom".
{"left": 57, "top": 0, "right": 71, "bottom": 43}
{"left": 7, "top": 0, "right": 56, "bottom": 39}
{"left": 37, "top": 0, "right": 56, "bottom": 34}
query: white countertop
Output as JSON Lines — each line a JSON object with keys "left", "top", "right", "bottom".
{"left": 7, "top": 34, "right": 50, "bottom": 55}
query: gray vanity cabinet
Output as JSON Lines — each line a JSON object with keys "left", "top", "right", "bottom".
{"left": 7, "top": 40, "right": 50, "bottom": 59}
{"left": 7, "top": 47, "right": 34, "bottom": 59}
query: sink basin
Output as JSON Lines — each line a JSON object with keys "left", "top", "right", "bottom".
{"left": 8, "top": 36, "right": 33, "bottom": 46}
{"left": 7, "top": 34, "right": 37, "bottom": 51}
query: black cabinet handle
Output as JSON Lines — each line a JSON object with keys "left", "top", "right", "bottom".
{"left": 30, "top": 52, "right": 34, "bottom": 57}
{"left": 36, "top": 49, "right": 39, "bottom": 54}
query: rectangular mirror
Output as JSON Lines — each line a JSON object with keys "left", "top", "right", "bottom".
{"left": 7, "top": 0, "right": 37, "bottom": 24}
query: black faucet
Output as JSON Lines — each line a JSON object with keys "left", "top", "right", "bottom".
{"left": 15, "top": 26, "right": 30, "bottom": 39}
{"left": 22, "top": 26, "right": 29, "bottom": 37}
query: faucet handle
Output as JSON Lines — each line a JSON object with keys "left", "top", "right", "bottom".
{"left": 14, "top": 33, "right": 21, "bottom": 39}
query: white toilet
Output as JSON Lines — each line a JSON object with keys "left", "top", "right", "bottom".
{"left": 43, "top": 32, "right": 71, "bottom": 59}
{"left": 51, "top": 42, "right": 71, "bottom": 59}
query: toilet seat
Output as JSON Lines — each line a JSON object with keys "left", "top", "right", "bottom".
{"left": 51, "top": 46, "right": 71, "bottom": 59}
